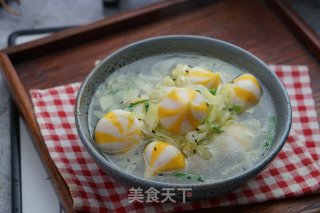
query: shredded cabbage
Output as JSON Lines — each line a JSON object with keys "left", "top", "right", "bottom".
{"left": 144, "top": 103, "right": 159, "bottom": 132}
{"left": 139, "top": 65, "right": 240, "bottom": 159}
{"left": 161, "top": 76, "right": 175, "bottom": 86}
{"left": 96, "top": 63, "right": 255, "bottom": 160}
{"left": 100, "top": 95, "right": 114, "bottom": 111}
{"left": 122, "top": 89, "right": 140, "bottom": 103}
{"left": 171, "top": 64, "right": 191, "bottom": 87}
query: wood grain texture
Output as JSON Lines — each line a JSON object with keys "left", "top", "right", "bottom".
{"left": 0, "top": 0, "right": 320, "bottom": 212}
{"left": 2, "top": 0, "right": 204, "bottom": 63}
{"left": 268, "top": 0, "right": 320, "bottom": 62}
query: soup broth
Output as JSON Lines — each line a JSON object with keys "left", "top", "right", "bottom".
{"left": 88, "top": 53, "right": 276, "bottom": 183}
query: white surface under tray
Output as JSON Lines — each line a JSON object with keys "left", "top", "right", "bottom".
{"left": 17, "top": 34, "right": 64, "bottom": 213}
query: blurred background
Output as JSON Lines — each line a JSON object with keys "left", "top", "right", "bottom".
{"left": 0, "top": 0, "right": 319, "bottom": 213}
{"left": 1, "top": 0, "right": 320, "bottom": 49}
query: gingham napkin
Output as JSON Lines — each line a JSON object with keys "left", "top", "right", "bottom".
{"left": 30, "top": 65, "right": 320, "bottom": 212}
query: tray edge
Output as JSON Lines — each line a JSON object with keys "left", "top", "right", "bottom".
{"left": 0, "top": 53, "right": 74, "bottom": 212}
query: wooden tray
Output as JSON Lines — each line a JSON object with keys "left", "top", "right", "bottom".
{"left": 1, "top": 0, "right": 320, "bottom": 212}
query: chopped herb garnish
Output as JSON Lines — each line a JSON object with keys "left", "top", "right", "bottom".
{"left": 152, "top": 130, "right": 156, "bottom": 134}
{"left": 197, "top": 177, "right": 204, "bottom": 182}
{"left": 208, "top": 122, "right": 223, "bottom": 134}
{"left": 208, "top": 88, "right": 217, "bottom": 95}
{"left": 145, "top": 102, "right": 150, "bottom": 112}
{"left": 173, "top": 172, "right": 204, "bottom": 182}
{"left": 195, "top": 89, "right": 201, "bottom": 93}
{"left": 172, "top": 78, "right": 176, "bottom": 81}
{"left": 230, "top": 105, "right": 242, "bottom": 113}
{"left": 186, "top": 70, "right": 190, "bottom": 73}
{"left": 173, "top": 172, "right": 186, "bottom": 178}
{"left": 128, "top": 99, "right": 149, "bottom": 108}
{"left": 212, "top": 127, "right": 223, "bottom": 134}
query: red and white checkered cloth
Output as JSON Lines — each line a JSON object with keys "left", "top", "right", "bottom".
{"left": 30, "top": 65, "right": 320, "bottom": 212}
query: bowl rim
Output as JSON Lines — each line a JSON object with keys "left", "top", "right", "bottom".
{"left": 75, "top": 35, "right": 292, "bottom": 189}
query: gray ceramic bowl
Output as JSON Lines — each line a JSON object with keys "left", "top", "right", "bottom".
{"left": 75, "top": 35, "right": 291, "bottom": 201}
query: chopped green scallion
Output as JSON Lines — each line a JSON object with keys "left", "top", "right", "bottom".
{"left": 128, "top": 99, "right": 149, "bottom": 108}
{"left": 208, "top": 88, "right": 217, "bottom": 95}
